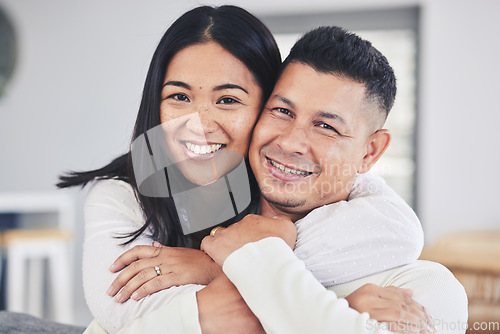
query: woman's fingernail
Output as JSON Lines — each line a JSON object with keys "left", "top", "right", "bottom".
{"left": 107, "top": 286, "right": 115, "bottom": 296}
{"left": 131, "top": 292, "right": 138, "bottom": 300}
{"left": 109, "top": 263, "right": 116, "bottom": 271}
{"left": 115, "top": 292, "right": 123, "bottom": 302}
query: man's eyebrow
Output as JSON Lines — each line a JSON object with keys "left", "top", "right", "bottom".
{"left": 214, "top": 84, "right": 248, "bottom": 94}
{"left": 272, "top": 95, "right": 345, "bottom": 124}
{"left": 163, "top": 81, "right": 191, "bottom": 89}
{"left": 273, "top": 94, "right": 295, "bottom": 109}
{"left": 316, "top": 111, "right": 346, "bottom": 125}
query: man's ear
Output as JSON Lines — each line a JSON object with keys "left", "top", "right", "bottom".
{"left": 358, "top": 129, "right": 391, "bottom": 174}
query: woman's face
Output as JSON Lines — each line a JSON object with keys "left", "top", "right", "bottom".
{"left": 160, "top": 42, "right": 263, "bottom": 185}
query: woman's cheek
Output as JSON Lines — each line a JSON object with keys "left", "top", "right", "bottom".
{"left": 232, "top": 114, "right": 258, "bottom": 153}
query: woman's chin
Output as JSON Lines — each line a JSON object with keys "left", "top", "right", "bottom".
{"left": 177, "top": 149, "right": 245, "bottom": 186}
{"left": 186, "top": 170, "right": 219, "bottom": 186}
{"left": 176, "top": 161, "right": 221, "bottom": 186}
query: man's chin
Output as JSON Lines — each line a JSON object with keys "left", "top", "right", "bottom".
{"left": 261, "top": 192, "right": 306, "bottom": 209}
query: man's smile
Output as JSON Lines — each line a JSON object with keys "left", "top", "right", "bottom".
{"left": 265, "top": 156, "right": 315, "bottom": 182}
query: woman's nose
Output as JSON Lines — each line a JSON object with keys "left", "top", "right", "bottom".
{"left": 185, "top": 104, "right": 219, "bottom": 135}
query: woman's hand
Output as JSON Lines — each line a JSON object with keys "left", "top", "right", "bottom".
{"left": 345, "top": 283, "right": 436, "bottom": 333}
{"left": 107, "top": 243, "right": 222, "bottom": 302}
{"left": 201, "top": 214, "right": 297, "bottom": 266}
{"left": 197, "top": 274, "right": 265, "bottom": 334}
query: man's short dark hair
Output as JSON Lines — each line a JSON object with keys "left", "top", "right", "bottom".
{"left": 283, "top": 26, "right": 396, "bottom": 118}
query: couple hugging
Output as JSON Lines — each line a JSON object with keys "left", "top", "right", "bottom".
{"left": 55, "top": 5, "right": 467, "bottom": 334}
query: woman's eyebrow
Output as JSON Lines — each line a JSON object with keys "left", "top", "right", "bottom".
{"left": 214, "top": 84, "right": 248, "bottom": 94}
{"left": 163, "top": 81, "right": 191, "bottom": 89}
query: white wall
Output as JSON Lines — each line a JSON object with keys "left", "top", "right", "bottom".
{"left": 418, "top": 0, "right": 500, "bottom": 243}
{"left": 1, "top": 0, "right": 499, "bottom": 326}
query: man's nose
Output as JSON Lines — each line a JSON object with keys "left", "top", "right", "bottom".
{"left": 275, "top": 121, "right": 309, "bottom": 155}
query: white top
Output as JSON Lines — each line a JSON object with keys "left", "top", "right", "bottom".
{"left": 82, "top": 172, "right": 424, "bottom": 333}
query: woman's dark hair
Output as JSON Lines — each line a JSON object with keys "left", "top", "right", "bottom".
{"left": 57, "top": 5, "right": 281, "bottom": 247}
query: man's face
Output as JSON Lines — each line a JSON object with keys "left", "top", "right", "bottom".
{"left": 249, "top": 62, "right": 378, "bottom": 220}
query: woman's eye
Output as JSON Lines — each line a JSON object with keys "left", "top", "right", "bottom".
{"left": 217, "top": 97, "right": 239, "bottom": 104}
{"left": 168, "top": 93, "right": 189, "bottom": 102}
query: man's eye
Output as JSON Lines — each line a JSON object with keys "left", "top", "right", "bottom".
{"left": 275, "top": 107, "right": 292, "bottom": 116}
{"left": 217, "top": 97, "right": 239, "bottom": 104}
{"left": 168, "top": 93, "right": 189, "bottom": 102}
{"left": 317, "top": 122, "right": 341, "bottom": 135}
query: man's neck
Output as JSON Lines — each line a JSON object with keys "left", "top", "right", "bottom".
{"left": 259, "top": 196, "right": 307, "bottom": 223}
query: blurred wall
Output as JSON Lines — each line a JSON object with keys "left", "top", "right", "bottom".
{"left": 1, "top": 0, "right": 499, "bottom": 326}
{"left": 417, "top": 0, "right": 500, "bottom": 245}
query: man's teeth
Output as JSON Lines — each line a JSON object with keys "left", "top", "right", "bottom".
{"left": 269, "top": 159, "right": 311, "bottom": 175}
{"left": 185, "top": 142, "right": 223, "bottom": 155}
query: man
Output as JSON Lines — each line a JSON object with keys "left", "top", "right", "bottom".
{"left": 199, "top": 26, "right": 468, "bottom": 333}
{"left": 104, "top": 26, "right": 467, "bottom": 334}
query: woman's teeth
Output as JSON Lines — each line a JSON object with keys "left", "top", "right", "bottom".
{"left": 269, "top": 159, "right": 312, "bottom": 175}
{"left": 185, "top": 142, "right": 223, "bottom": 155}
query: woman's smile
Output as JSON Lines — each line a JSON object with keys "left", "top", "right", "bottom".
{"left": 181, "top": 141, "right": 226, "bottom": 160}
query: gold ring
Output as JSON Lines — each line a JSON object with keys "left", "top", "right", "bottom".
{"left": 210, "top": 226, "right": 222, "bottom": 237}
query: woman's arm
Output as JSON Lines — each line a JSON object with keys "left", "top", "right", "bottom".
{"left": 107, "top": 243, "right": 221, "bottom": 302}
{"left": 83, "top": 179, "right": 204, "bottom": 333}
{"left": 294, "top": 172, "right": 424, "bottom": 286}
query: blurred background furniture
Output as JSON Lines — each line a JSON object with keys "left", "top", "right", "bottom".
{"left": 0, "top": 193, "right": 75, "bottom": 324}
{"left": 420, "top": 231, "right": 500, "bottom": 334}
{"left": 1, "top": 229, "right": 73, "bottom": 323}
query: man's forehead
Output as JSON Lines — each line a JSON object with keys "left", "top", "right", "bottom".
{"left": 274, "top": 65, "right": 366, "bottom": 110}
{"left": 276, "top": 63, "right": 365, "bottom": 94}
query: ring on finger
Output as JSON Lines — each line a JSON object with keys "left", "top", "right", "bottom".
{"left": 154, "top": 265, "right": 161, "bottom": 276}
{"left": 210, "top": 226, "right": 222, "bottom": 237}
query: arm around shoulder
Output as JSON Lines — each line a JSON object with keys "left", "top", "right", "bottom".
{"left": 375, "top": 260, "right": 468, "bottom": 334}
{"left": 223, "top": 237, "right": 383, "bottom": 334}
{"left": 294, "top": 172, "right": 424, "bottom": 286}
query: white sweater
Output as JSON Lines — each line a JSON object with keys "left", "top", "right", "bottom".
{"left": 224, "top": 238, "right": 468, "bottom": 334}
{"left": 82, "top": 173, "right": 426, "bottom": 333}
{"left": 86, "top": 238, "right": 468, "bottom": 334}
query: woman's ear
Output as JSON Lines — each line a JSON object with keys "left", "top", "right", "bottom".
{"left": 358, "top": 129, "right": 391, "bottom": 174}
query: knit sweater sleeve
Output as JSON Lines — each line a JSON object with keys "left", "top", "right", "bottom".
{"left": 294, "top": 172, "right": 424, "bottom": 286}
{"left": 223, "top": 237, "right": 391, "bottom": 334}
{"left": 331, "top": 260, "right": 468, "bottom": 334}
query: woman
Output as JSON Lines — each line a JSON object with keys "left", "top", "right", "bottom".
{"left": 58, "top": 4, "right": 279, "bottom": 249}
{"left": 58, "top": 5, "right": 426, "bottom": 333}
